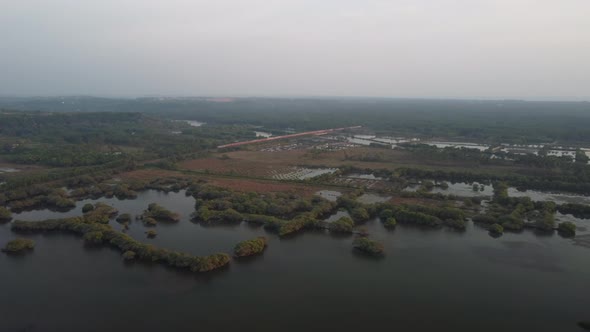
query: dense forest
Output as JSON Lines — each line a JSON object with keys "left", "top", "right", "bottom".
{"left": 1, "top": 97, "right": 590, "bottom": 143}
{"left": 0, "top": 110, "right": 255, "bottom": 167}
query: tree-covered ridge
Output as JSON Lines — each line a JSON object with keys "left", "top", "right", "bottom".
{"left": 0, "top": 111, "right": 256, "bottom": 167}
{"left": 2, "top": 97, "right": 590, "bottom": 143}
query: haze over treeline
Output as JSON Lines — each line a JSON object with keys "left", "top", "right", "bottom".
{"left": 1, "top": 0, "right": 589, "bottom": 100}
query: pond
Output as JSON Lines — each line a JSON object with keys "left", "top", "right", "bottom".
{"left": 11, "top": 190, "right": 266, "bottom": 256}
{"left": 424, "top": 141, "right": 490, "bottom": 151}
{"left": 315, "top": 190, "right": 342, "bottom": 202}
{"left": 254, "top": 131, "right": 272, "bottom": 138}
{"left": 346, "top": 173, "right": 384, "bottom": 180}
{"left": 404, "top": 182, "right": 493, "bottom": 197}
{"left": 346, "top": 137, "right": 374, "bottom": 146}
{"left": 507, "top": 188, "right": 590, "bottom": 205}
{"left": 322, "top": 209, "right": 351, "bottom": 222}
{"left": 371, "top": 137, "right": 418, "bottom": 145}
{"left": 405, "top": 182, "right": 590, "bottom": 204}
{"left": 178, "top": 120, "right": 205, "bottom": 127}
{"left": 0, "top": 167, "right": 19, "bottom": 173}
{"left": 1, "top": 192, "right": 590, "bottom": 332}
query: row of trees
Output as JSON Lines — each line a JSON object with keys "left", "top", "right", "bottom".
{"left": 11, "top": 217, "right": 230, "bottom": 273}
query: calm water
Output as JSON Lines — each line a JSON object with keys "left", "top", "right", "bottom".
{"left": 346, "top": 173, "right": 383, "bottom": 180}
{"left": 508, "top": 188, "right": 590, "bottom": 205}
{"left": 315, "top": 190, "right": 342, "bottom": 202}
{"left": 424, "top": 141, "right": 490, "bottom": 151}
{"left": 405, "top": 182, "right": 493, "bottom": 197}
{"left": 1, "top": 190, "right": 589, "bottom": 332}
{"left": 405, "top": 182, "right": 590, "bottom": 205}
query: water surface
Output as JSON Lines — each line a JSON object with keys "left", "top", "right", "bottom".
{"left": 1, "top": 192, "right": 589, "bottom": 332}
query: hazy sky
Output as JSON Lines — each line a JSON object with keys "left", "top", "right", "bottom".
{"left": 1, "top": 0, "right": 589, "bottom": 99}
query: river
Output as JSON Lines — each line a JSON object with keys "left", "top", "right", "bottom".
{"left": 1, "top": 190, "right": 589, "bottom": 332}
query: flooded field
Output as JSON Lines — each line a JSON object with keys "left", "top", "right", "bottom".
{"left": 271, "top": 167, "right": 337, "bottom": 180}
{"left": 315, "top": 190, "right": 342, "bottom": 202}
{"left": 372, "top": 137, "right": 417, "bottom": 144}
{"left": 346, "top": 173, "right": 384, "bottom": 180}
{"left": 254, "top": 131, "right": 272, "bottom": 138}
{"left": 179, "top": 120, "right": 205, "bottom": 127}
{"left": 0, "top": 167, "right": 19, "bottom": 173}
{"left": 507, "top": 188, "right": 590, "bottom": 205}
{"left": 346, "top": 137, "right": 374, "bottom": 146}
{"left": 424, "top": 141, "right": 490, "bottom": 151}
{"left": 404, "top": 182, "right": 492, "bottom": 197}
{"left": 405, "top": 182, "right": 590, "bottom": 204}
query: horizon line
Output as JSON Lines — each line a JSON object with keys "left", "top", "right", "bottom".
{"left": 0, "top": 94, "right": 588, "bottom": 103}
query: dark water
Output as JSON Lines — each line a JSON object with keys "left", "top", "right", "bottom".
{"left": 1, "top": 190, "right": 589, "bottom": 332}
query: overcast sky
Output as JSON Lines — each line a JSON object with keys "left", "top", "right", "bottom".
{"left": 1, "top": 0, "right": 589, "bottom": 99}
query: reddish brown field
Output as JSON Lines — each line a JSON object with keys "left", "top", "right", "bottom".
{"left": 118, "top": 168, "right": 324, "bottom": 197}
{"left": 181, "top": 146, "right": 525, "bottom": 178}
{"left": 207, "top": 177, "right": 321, "bottom": 197}
{"left": 178, "top": 151, "right": 308, "bottom": 177}
{"left": 118, "top": 169, "right": 185, "bottom": 181}
{"left": 179, "top": 157, "right": 276, "bottom": 177}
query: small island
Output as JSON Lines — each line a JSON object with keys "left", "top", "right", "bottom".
{"left": 383, "top": 217, "right": 397, "bottom": 228}
{"left": 116, "top": 213, "right": 132, "bottom": 223}
{"left": 352, "top": 237, "right": 384, "bottom": 257}
{"left": 558, "top": 221, "right": 576, "bottom": 237}
{"left": 329, "top": 217, "right": 354, "bottom": 233}
{"left": 488, "top": 223, "right": 504, "bottom": 236}
{"left": 234, "top": 237, "right": 268, "bottom": 258}
{"left": 2, "top": 238, "right": 35, "bottom": 254}
{"left": 143, "top": 203, "right": 180, "bottom": 222}
{"left": 122, "top": 250, "right": 136, "bottom": 260}
{"left": 82, "top": 203, "right": 94, "bottom": 213}
{"left": 0, "top": 206, "right": 12, "bottom": 222}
